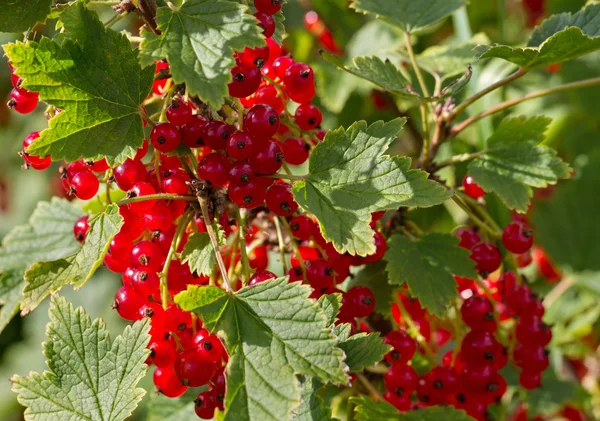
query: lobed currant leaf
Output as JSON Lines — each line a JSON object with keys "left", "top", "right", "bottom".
{"left": 140, "top": 0, "right": 265, "bottom": 109}
{"left": 384, "top": 233, "right": 477, "bottom": 316}
{"left": 21, "top": 204, "right": 123, "bottom": 315}
{"left": 532, "top": 153, "right": 600, "bottom": 272}
{"left": 339, "top": 331, "right": 391, "bottom": 373}
{"left": 180, "top": 230, "right": 225, "bottom": 277}
{"left": 0, "top": 271, "right": 24, "bottom": 335}
{"left": 316, "top": 292, "right": 343, "bottom": 326}
{"left": 351, "top": 396, "right": 475, "bottom": 421}
{"left": 11, "top": 295, "right": 151, "bottom": 421}
{"left": 467, "top": 116, "right": 571, "bottom": 213}
{"left": 350, "top": 0, "right": 466, "bottom": 33}
{"left": 291, "top": 376, "right": 338, "bottom": 421}
{"left": 3, "top": 3, "right": 153, "bottom": 165}
{"left": 175, "top": 278, "right": 348, "bottom": 421}
{"left": 146, "top": 392, "right": 197, "bottom": 421}
{"left": 476, "top": 3, "right": 600, "bottom": 69}
{"left": 0, "top": 0, "right": 52, "bottom": 33}
{"left": 350, "top": 396, "right": 399, "bottom": 421}
{"left": 292, "top": 118, "right": 451, "bottom": 256}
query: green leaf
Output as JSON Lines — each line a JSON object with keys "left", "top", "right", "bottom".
{"left": 532, "top": 154, "right": 600, "bottom": 272}
{"left": 352, "top": 396, "right": 475, "bottom": 421}
{"left": 0, "top": 271, "right": 24, "bottom": 334}
{"left": 22, "top": 204, "right": 123, "bottom": 315}
{"left": 291, "top": 376, "right": 337, "bottom": 421}
{"left": 175, "top": 278, "right": 347, "bottom": 421}
{"left": 0, "top": 197, "right": 83, "bottom": 272}
{"left": 476, "top": 3, "right": 600, "bottom": 69}
{"left": 3, "top": 3, "right": 153, "bottom": 165}
{"left": 0, "top": 0, "right": 52, "bottom": 33}
{"left": 140, "top": 0, "right": 264, "bottom": 109}
{"left": 11, "top": 295, "right": 151, "bottom": 421}
{"left": 181, "top": 232, "right": 222, "bottom": 276}
{"left": 384, "top": 233, "right": 477, "bottom": 316}
{"left": 350, "top": 0, "right": 466, "bottom": 33}
{"left": 292, "top": 119, "right": 451, "bottom": 256}
{"left": 525, "top": 369, "right": 588, "bottom": 417}
{"left": 316, "top": 293, "right": 343, "bottom": 326}
{"left": 467, "top": 116, "right": 571, "bottom": 213}
{"left": 147, "top": 392, "right": 198, "bottom": 421}
{"left": 339, "top": 332, "right": 391, "bottom": 372}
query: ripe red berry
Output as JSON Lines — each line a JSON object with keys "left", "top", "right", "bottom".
{"left": 166, "top": 99, "right": 192, "bottom": 126}
{"left": 113, "top": 285, "right": 144, "bottom": 321}
{"left": 254, "top": 0, "right": 282, "bottom": 15}
{"left": 461, "top": 295, "right": 496, "bottom": 332}
{"left": 162, "top": 169, "right": 190, "bottom": 195}
{"left": 289, "top": 215, "right": 314, "bottom": 240}
{"left": 87, "top": 158, "right": 109, "bottom": 173}
{"left": 461, "top": 363, "right": 496, "bottom": 394}
{"left": 383, "top": 330, "right": 416, "bottom": 364}
{"left": 265, "top": 183, "right": 297, "bottom": 216}
{"left": 228, "top": 64, "right": 261, "bottom": 98}
{"left": 519, "top": 370, "right": 541, "bottom": 390}
{"left": 280, "top": 137, "right": 310, "bottom": 166}
{"left": 228, "top": 181, "right": 266, "bottom": 208}
{"left": 73, "top": 215, "right": 90, "bottom": 243}
{"left": 470, "top": 242, "right": 502, "bottom": 274}
{"left": 130, "top": 240, "right": 165, "bottom": 272}
{"left": 8, "top": 88, "right": 39, "bottom": 114}
{"left": 514, "top": 344, "right": 549, "bottom": 372}
{"left": 148, "top": 337, "right": 176, "bottom": 368}
{"left": 361, "top": 230, "right": 387, "bottom": 263}
{"left": 249, "top": 139, "right": 284, "bottom": 174}
{"left": 515, "top": 314, "right": 552, "bottom": 347}
{"left": 194, "top": 389, "right": 219, "bottom": 419}
{"left": 428, "top": 366, "right": 460, "bottom": 400}
{"left": 114, "top": 158, "right": 147, "bottom": 191}
{"left": 131, "top": 269, "right": 161, "bottom": 296}
{"left": 238, "top": 45, "right": 270, "bottom": 69}
{"left": 283, "top": 63, "right": 315, "bottom": 104}
{"left": 203, "top": 120, "right": 232, "bottom": 151}
{"left": 532, "top": 247, "right": 561, "bottom": 281}
{"left": 21, "top": 132, "right": 51, "bottom": 170}
{"left": 154, "top": 365, "right": 188, "bottom": 398}
{"left": 463, "top": 175, "right": 485, "bottom": 199}
{"left": 127, "top": 182, "right": 157, "bottom": 217}
{"left": 244, "top": 104, "right": 280, "bottom": 141}
{"left": 254, "top": 84, "right": 284, "bottom": 114}
{"left": 248, "top": 245, "right": 269, "bottom": 270}
{"left": 254, "top": 12, "right": 275, "bottom": 37}
{"left": 198, "top": 153, "right": 231, "bottom": 187}
{"left": 295, "top": 103, "right": 322, "bottom": 131}
{"left": 272, "top": 55, "right": 295, "bottom": 80}
{"left": 249, "top": 270, "right": 277, "bottom": 286}
{"left": 383, "top": 390, "right": 411, "bottom": 411}
{"left": 384, "top": 363, "right": 418, "bottom": 397}
{"left": 455, "top": 227, "right": 481, "bottom": 250}
{"left": 502, "top": 221, "right": 534, "bottom": 254}
{"left": 165, "top": 305, "right": 193, "bottom": 333}
{"left": 150, "top": 122, "right": 181, "bottom": 153}
{"left": 193, "top": 331, "right": 225, "bottom": 364}
{"left": 226, "top": 130, "right": 254, "bottom": 160}
{"left": 180, "top": 114, "right": 208, "bottom": 148}
{"left": 343, "top": 286, "right": 375, "bottom": 318}
{"left": 174, "top": 351, "right": 217, "bottom": 387}
{"left": 228, "top": 161, "right": 255, "bottom": 185}
{"left": 306, "top": 259, "right": 335, "bottom": 290}
{"left": 71, "top": 170, "right": 100, "bottom": 200}
{"left": 461, "top": 330, "right": 501, "bottom": 365}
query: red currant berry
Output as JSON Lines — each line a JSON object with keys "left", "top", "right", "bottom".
{"left": 343, "top": 286, "right": 375, "bottom": 318}
{"left": 71, "top": 170, "right": 100, "bottom": 200}
{"left": 361, "top": 230, "right": 387, "bottom": 263}
{"left": 516, "top": 314, "right": 552, "bottom": 347}
{"left": 113, "top": 285, "right": 144, "bottom": 321}
{"left": 284, "top": 63, "right": 315, "bottom": 104}
{"left": 463, "top": 175, "right": 485, "bottom": 199}
{"left": 428, "top": 366, "right": 460, "bottom": 400}
{"left": 166, "top": 305, "right": 193, "bottom": 333}
{"left": 383, "top": 330, "right": 416, "bottom": 365}
{"left": 254, "top": 0, "right": 282, "bottom": 15}
{"left": 127, "top": 182, "right": 157, "bottom": 217}
{"left": 249, "top": 139, "right": 284, "bottom": 174}
{"left": 73, "top": 215, "right": 90, "bottom": 243}
{"left": 514, "top": 344, "right": 549, "bottom": 372}
{"left": 272, "top": 56, "right": 295, "bottom": 80}
{"left": 306, "top": 259, "right": 335, "bottom": 290}
{"left": 254, "top": 12, "right": 275, "bottom": 37}
{"left": 502, "top": 221, "right": 534, "bottom": 254}
{"left": 248, "top": 245, "right": 269, "bottom": 271}
{"left": 384, "top": 391, "right": 411, "bottom": 411}
{"left": 21, "top": 132, "right": 51, "bottom": 170}
{"left": 203, "top": 121, "right": 232, "bottom": 151}
{"left": 519, "top": 370, "right": 541, "bottom": 390}
{"left": 228, "top": 64, "right": 261, "bottom": 98}
{"left": 228, "top": 161, "right": 255, "bottom": 185}
{"left": 561, "top": 406, "right": 586, "bottom": 421}
{"left": 290, "top": 245, "right": 319, "bottom": 267}
{"left": 470, "top": 242, "right": 502, "bottom": 274}
{"left": 148, "top": 337, "right": 176, "bottom": 368}
{"left": 194, "top": 390, "right": 218, "bottom": 419}
{"left": 180, "top": 114, "right": 208, "bottom": 148}
{"left": 461, "top": 295, "right": 496, "bottom": 332}
{"left": 254, "top": 84, "right": 284, "bottom": 114}
{"left": 295, "top": 103, "right": 322, "bottom": 131}
{"left": 114, "top": 158, "right": 147, "bottom": 191}
{"left": 226, "top": 130, "right": 254, "bottom": 160}
{"left": 139, "top": 301, "right": 167, "bottom": 328}
{"left": 461, "top": 330, "right": 501, "bottom": 365}
{"left": 162, "top": 169, "right": 190, "bottom": 195}
{"left": 131, "top": 240, "right": 165, "bottom": 272}
{"left": 280, "top": 137, "right": 310, "bottom": 166}
{"left": 166, "top": 99, "right": 192, "bottom": 126}
{"left": 384, "top": 363, "right": 418, "bottom": 397}
{"left": 265, "top": 183, "right": 297, "bottom": 216}
{"left": 532, "top": 247, "right": 561, "bottom": 281}
{"left": 198, "top": 153, "right": 231, "bottom": 187}
{"left": 461, "top": 363, "right": 495, "bottom": 394}
{"left": 194, "top": 332, "right": 224, "bottom": 364}
{"left": 8, "top": 88, "right": 39, "bottom": 114}
{"left": 135, "top": 139, "right": 149, "bottom": 160}
{"left": 174, "top": 351, "right": 217, "bottom": 387}
{"left": 152, "top": 61, "right": 170, "bottom": 96}
{"left": 154, "top": 366, "right": 188, "bottom": 398}
{"left": 244, "top": 104, "right": 280, "bottom": 141}
{"left": 238, "top": 45, "right": 270, "bottom": 69}
{"left": 150, "top": 122, "right": 180, "bottom": 153}
{"left": 119, "top": 205, "right": 146, "bottom": 240}
{"left": 289, "top": 215, "right": 314, "bottom": 240}
{"left": 455, "top": 227, "right": 481, "bottom": 250}
{"left": 131, "top": 269, "right": 160, "bottom": 296}
{"left": 515, "top": 251, "right": 533, "bottom": 268}
{"left": 228, "top": 181, "right": 266, "bottom": 208}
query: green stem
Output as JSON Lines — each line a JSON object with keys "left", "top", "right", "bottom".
{"left": 403, "top": 32, "right": 430, "bottom": 98}
{"left": 451, "top": 195, "right": 501, "bottom": 238}
{"left": 263, "top": 173, "right": 306, "bottom": 181}
{"left": 273, "top": 217, "right": 288, "bottom": 274}
{"left": 118, "top": 193, "right": 196, "bottom": 205}
{"left": 419, "top": 101, "right": 430, "bottom": 163}
{"left": 88, "top": 0, "right": 120, "bottom": 5}
{"left": 280, "top": 217, "right": 307, "bottom": 282}
{"left": 104, "top": 12, "right": 126, "bottom": 28}
{"left": 138, "top": 108, "right": 156, "bottom": 127}
{"left": 393, "top": 294, "right": 436, "bottom": 363}
{"left": 356, "top": 373, "right": 384, "bottom": 402}
{"left": 236, "top": 208, "right": 252, "bottom": 285}
{"left": 449, "top": 76, "right": 600, "bottom": 136}
{"left": 431, "top": 151, "right": 484, "bottom": 172}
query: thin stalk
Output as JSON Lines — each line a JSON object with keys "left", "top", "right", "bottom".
{"left": 451, "top": 76, "right": 600, "bottom": 136}
{"left": 160, "top": 210, "right": 194, "bottom": 309}
{"left": 104, "top": 170, "right": 113, "bottom": 204}
{"left": 197, "top": 194, "right": 233, "bottom": 293}
{"left": 273, "top": 217, "right": 288, "bottom": 273}
{"left": 403, "top": 32, "right": 430, "bottom": 98}
{"left": 138, "top": 108, "right": 156, "bottom": 127}
{"left": 119, "top": 193, "right": 197, "bottom": 205}
{"left": 430, "top": 151, "right": 484, "bottom": 172}
{"left": 451, "top": 195, "right": 501, "bottom": 238}
{"left": 393, "top": 294, "right": 436, "bottom": 363}
{"left": 448, "top": 68, "right": 528, "bottom": 123}
{"left": 356, "top": 373, "right": 384, "bottom": 402}
{"left": 88, "top": 0, "right": 121, "bottom": 5}
{"left": 419, "top": 101, "right": 430, "bottom": 162}
{"left": 280, "top": 217, "right": 307, "bottom": 282}
{"left": 236, "top": 208, "right": 252, "bottom": 285}
{"left": 153, "top": 149, "right": 162, "bottom": 186}
{"left": 263, "top": 172, "right": 306, "bottom": 181}
{"left": 103, "top": 13, "right": 126, "bottom": 28}
{"left": 159, "top": 83, "right": 175, "bottom": 122}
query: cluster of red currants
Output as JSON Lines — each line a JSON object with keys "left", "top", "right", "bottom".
{"left": 7, "top": 61, "right": 39, "bottom": 114}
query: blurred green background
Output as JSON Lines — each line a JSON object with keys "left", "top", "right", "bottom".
{"left": 1, "top": 0, "right": 599, "bottom": 419}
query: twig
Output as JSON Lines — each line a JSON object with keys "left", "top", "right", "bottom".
{"left": 273, "top": 217, "right": 288, "bottom": 273}
{"left": 356, "top": 373, "right": 384, "bottom": 402}
{"left": 543, "top": 277, "right": 573, "bottom": 308}
{"left": 451, "top": 195, "right": 501, "bottom": 238}
{"left": 118, "top": 193, "right": 197, "bottom": 205}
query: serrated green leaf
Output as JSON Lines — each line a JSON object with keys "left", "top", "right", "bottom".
{"left": 339, "top": 332, "right": 391, "bottom": 372}
{"left": 316, "top": 293, "right": 342, "bottom": 326}
{"left": 468, "top": 116, "right": 571, "bottom": 213}
{"left": 384, "top": 233, "right": 477, "bottom": 316}
{"left": 291, "top": 376, "right": 337, "bottom": 421}
{"left": 11, "top": 295, "right": 151, "bottom": 421}
{"left": 0, "top": 197, "right": 83, "bottom": 272}
{"left": 476, "top": 3, "right": 600, "bottom": 69}
{"left": 140, "top": 0, "right": 264, "bottom": 109}
{"left": 350, "top": 0, "right": 466, "bottom": 33}
{"left": 146, "top": 391, "right": 198, "bottom": 421}
{"left": 21, "top": 204, "right": 123, "bottom": 315}
{"left": 293, "top": 119, "right": 452, "bottom": 256}
{"left": 0, "top": 0, "right": 52, "bottom": 33}
{"left": 181, "top": 232, "right": 220, "bottom": 276}
{"left": 175, "top": 278, "right": 347, "bottom": 421}
{"left": 352, "top": 396, "right": 476, "bottom": 421}
{"left": 532, "top": 154, "right": 600, "bottom": 272}
{"left": 0, "top": 271, "right": 24, "bottom": 334}
{"left": 525, "top": 370, "right": 588, "bottom": 417}
{"left": 3, "top": 3, "right": 153, "bottom": 165}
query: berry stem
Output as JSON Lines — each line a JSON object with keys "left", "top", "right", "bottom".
{"left": 279, "top": 217, "right": 308, "bottom": 282}
{"left": 392, "top": 294, "right": 436, "bottom": 363}
{"left": 138, "top": 107, "right": 156, "bottom": 127}
{"left": 104, "top": 170, "right": 113, "bottom": 204}
{"left": 403, "top": 32, "right": 430, "bottom": 98}
{"left": 235, "top": 208, "right": 252, "bottom": 285}
{"left": 458, "top": 192, "right": 503, "bottom": 235}
{"left": 450, "top": 76, "right": 600, "bottom": 137}
{"left": 429, "top": 151, "right": 484, "bottom": 172}
{"left": 273, "top": 216, "right": 288, "bottom": 274}
{"left": 356, "top": 372, "right": 384, "bottom": 402}
{"left": 451, "top": 195, "right": 501, "bottom": 238}
{"left": 118, "top": 193, "right": 197, "bottom": 205}
{"left": 263, "top": 172, "right": 306, "bottom": 181}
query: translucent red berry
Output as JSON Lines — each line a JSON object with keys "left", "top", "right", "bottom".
{"left": 228, "top": 181, "right": 266, "bottom": 208}
{"left": 114, "top": 158, "right": 147, "bottom": 191}
{"left": 228, "top": 64, "right": 261, "bottom": 98}
{"left": 470, "top": 242, "right": 502, "bottom": 274}
{"left": 154, "top": 365, "right": 188, "bottom": 398}
{"left": 8, "top": 88, "right": 39, "bottom": 114}
{"left": 198, "top": 153, "right": 231, "bottom": 187}
{"left": 455, "top": 227, "right": 481, "bottom": 250}
{"left": 249, "top": 270, "right": 277, "bottom": 285}
{"left": 384, "top": 363, "right": 418, "bottom": 397}
{"left": 73, "top": 215, "right": 90, "bottom": 243}
{"left": 502, "top": 221, "right": 534, "bottom": 254}
{"left": 254, "top": 0, "right": 282, "bottom": 15}
{"left": 203, "top": 120, "right": 232, "bottom": 151}
{"left": 463, "top": 175, "right": 485, "bottom": 199}
{"left": 295, "top": 103, "right": 322, "bottom": 130}
{"left": 244, "top": 104, "right": 280, "bottom": 141}
{"left": 71, "top": 170, "right": 100, "bottom": 200}
{"left": 383, "top": 330, "right": 416, "bottom": 364}
{"left": 249, "top": 139, "right": 283, "bottom": 174}
{"left": 226, "top": 130, "right": 254, "bottom": 160}
{"left": 283, "top": 62, "right": 315, "bottom": 104}
{"left": 113, "top": 285, "right": 144, "bottom": 321}
{"left": 21, "top": 132, "right": 51, "bottom": 170}
{"left": 265, "top": 183, "right": 297, "bottom": 216}
{"left": 127, "top": 182, "right": 157, "bottom": 217}
{"left": 166, "top": 99, "right": 192, "bottom": 126}
{"left": 151, "top": 122, "right": 181, "bottom": 153}
{"left": 254, "top": 12, "right": 275, "bottom": 37}
{"left": 461, "top": 295, "right": 496, "bottom": 332}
